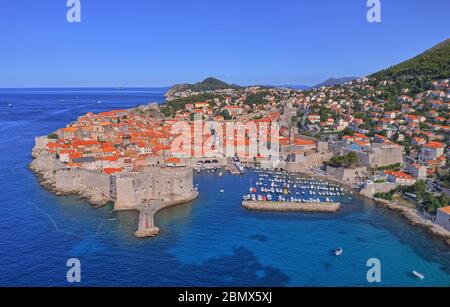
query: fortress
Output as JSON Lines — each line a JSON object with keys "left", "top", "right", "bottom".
{"left": 30, "top": 138, "right": 198, "bottom": 237}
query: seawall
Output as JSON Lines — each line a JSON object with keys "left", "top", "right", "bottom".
{"left": 242, "top": 200, "right": 342, "bottom": 213}
{"left": 30, "top": 143, "right": 199, "bottom": 238}
{"left": 29, "top": 152, "right": 112, "bottom": 207}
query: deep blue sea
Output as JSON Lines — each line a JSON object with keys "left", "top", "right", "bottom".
{"left": 0, "top": 88, "right": 449, "bottom": 287}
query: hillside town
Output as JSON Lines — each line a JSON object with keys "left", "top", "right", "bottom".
{"left": 33, "top": 74, "right": 450, "bottom": 231}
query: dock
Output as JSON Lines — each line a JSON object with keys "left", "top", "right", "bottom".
{"left": 227, "top": 158, "right": 242, "bottom": 175}
{"left": 242, "top": 200, "right": 342, "bottom": 213}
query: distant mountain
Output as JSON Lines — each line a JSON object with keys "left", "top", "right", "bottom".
{"left": 277, "top": 85, "right": 311, "bottom": 90}
{"left": 313, "top": 77, "right": 359, "bottom": 88}
{"left": 371, "top": 38, "right": 450, "bottom": 80}
{"left": 165, "top": 77, "right": 239, "bottom": 100}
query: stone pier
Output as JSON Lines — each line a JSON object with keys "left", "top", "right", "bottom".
{"left": 242, "top": 200, "right": 342, "bottom": 213}
{"left": 134, "top": 191, "right": 199, "bottom": 238}
{"left": 135, "top": 208, "right": 159, "bottom": 238}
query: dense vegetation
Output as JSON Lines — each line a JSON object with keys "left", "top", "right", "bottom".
{"left": 326, "top": 152, "right": 359, "bottom": 168}
{"left": 376, "top": 163, "right": 402, "bottom": 171}
{"left": 437, "top": 171, "right": 450, "bottom": 188}
{"left": 374, "top": 180, "right": 449, "bottom": 214}
{"left": 169, "top": 77, "right": 239, "bottom": 95}
{"left": 371, "top": 39, "right": 450, "bottom": 81}
{"left": 219, "top": 109, "right": 232, "bottom": 120}
{"left": 160, "top": 93, "right": 217, "bottom": 117}
{"left": 244, "top": 91, "right": 271, "bottom": 106}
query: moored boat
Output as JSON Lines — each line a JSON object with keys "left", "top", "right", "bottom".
{"left": 334, "top": 248, "right": 343, "bottom": 256}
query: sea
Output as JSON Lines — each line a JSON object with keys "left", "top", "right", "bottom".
{"left": 0, "top": 88, "right": 449, "bottom": 287}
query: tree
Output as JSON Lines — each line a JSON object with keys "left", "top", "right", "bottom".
{"left": 319, "top": 107, "right": 328, "bottom": 122}
{"left": 342, "top": 127, "right": 354, "bottom": 136}
{"left": 219, "top": 109, "right": 232, "bottom": 120}
{"left": 326, "top": 152, "right": 359, "bottom": 168}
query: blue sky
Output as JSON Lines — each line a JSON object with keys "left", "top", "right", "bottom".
{"left": 0, "top": 0, "right": 449, "bottom": 87}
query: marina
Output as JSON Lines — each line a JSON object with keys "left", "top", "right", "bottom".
{"left": 242, "top": 169, "right": 349, "bottom": 206}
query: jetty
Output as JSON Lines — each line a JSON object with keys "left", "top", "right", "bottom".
{"left": 242, "top": 200, "right": 342, "bottom": 213}
{"left": 135, "top": 192, "right": 199, "bottom": 238}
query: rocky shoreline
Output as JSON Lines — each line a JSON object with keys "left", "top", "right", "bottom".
{"left": 300, "top": 170, "right": 450, "bottom": 247}
{"left": 242, "top": 200, "right": 342, "bottom": 213}
{"left": 29, "top": 147, "right": 450, "bottom": 246}
{"left": 29, "top": 155, "right": 112, "bottom": 208}
{"left": 372, "top": 198, "right": 450, "bottom": 247}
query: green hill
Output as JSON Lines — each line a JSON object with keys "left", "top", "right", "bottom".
{"left": 371, "top": 38, "right": 450, "bottom": 81}
{"left": 165, "top": 77, "right": 239, "bottom": 101}
{"left": 192, "top": 77, "right": 237, "bottom": 91}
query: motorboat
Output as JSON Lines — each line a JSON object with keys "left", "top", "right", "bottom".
{"left": 412, "top": 271, "right": 425, "bottom": 280}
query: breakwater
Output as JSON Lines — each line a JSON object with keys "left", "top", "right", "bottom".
{"left": 135, "top": 191, "right": 199, "bottom": 238}
{"left": 242, "top": 200, "right": 342, "bottom": 212}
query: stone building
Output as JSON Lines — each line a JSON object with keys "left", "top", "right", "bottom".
{"left": 114, "top": 167, "right": 195, "bottom": 210}
{"left": 352, "top": 144, "right": 404, "bottom": 168}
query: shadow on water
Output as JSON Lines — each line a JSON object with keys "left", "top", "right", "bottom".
{"left": 249, "top": 234, "right": 268, "bottom": 242}
{"left": 83, "top": 246, "right": 290, "bottom": 287}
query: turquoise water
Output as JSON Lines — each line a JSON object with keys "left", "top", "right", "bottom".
{"left": 0, "top": 88, "right": 449, "bottom": 286}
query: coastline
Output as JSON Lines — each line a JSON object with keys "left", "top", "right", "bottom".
{"left": 29, "top": 153, "right": 112, "bottom": 207}
{"left": 29, "top": 141, "right": 450, "bottom": 245}
{"left": 371, "top": 197, "right": 450, "bottom": 247}
{"left": 300, "top": 169, "right": 450, "bottom": 247}
{"left": 29, "top": 149, "right": 199, "bottom": 238}
{"left": 242, "top": 200, "right": 342, "bottom": 213}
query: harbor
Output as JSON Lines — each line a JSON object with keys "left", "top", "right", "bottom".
{"left": 242, "top": 169, "right": 350, "bottom": 206}
{"left": 2, "top": 89, "right": 450, "bottom": 286}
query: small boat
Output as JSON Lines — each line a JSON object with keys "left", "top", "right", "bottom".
{"left": 8, "top": 104, "right": 13, "bottom": 107}
{"left": 220, "top": 189, "right": 224, "bottom": 193}
{"left": 412, "top": 271, "right": 424, "bottom": 280}
{"left": 334, "top": 248, "right": 343, "bottom": 256}
{"left": 218, "top": 172, "right": 223, "bottom": 176}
